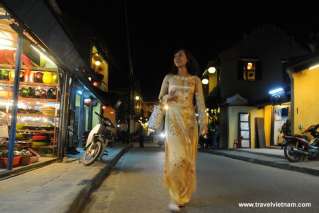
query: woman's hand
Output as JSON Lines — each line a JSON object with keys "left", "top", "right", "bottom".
{"left": 167, "top": 90, "right": 177, "bottom": 102}
{"left": 201, "top": 126, "right": 208, "bottom": 138}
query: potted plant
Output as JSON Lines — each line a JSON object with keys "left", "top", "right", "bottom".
{"left": 20, "top": 149, "right": 32, "bottom": 166}
{"left": 28, "top": 148, "right": 40, "bottom": 164}
{"left": 0, "top": 150, "right": 21, "bottom": 168}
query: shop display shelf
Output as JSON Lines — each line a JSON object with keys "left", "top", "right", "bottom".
{"left": 16, "top": 113, "right": 56, "bottom": 118}
{"left": 18, "top": 97, "right": 58, "bottom": 103}
{"left": 0, "top": 80, "right": 57, "bottom": 88}
{"left": 1, "top": 97, "right": 57, "bottom": 103}
{"left": 16, "top": 130, "right": 55, "bottom": 134}
{"left": 0, "top": 64, "right": 58, "bottom": 72}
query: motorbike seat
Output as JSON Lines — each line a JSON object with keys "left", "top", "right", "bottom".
{"left": 284, "top": 135, "right": 308, "bottom": 142}
{"left": 294, "top": 134, "right": 308, "bottom": 140}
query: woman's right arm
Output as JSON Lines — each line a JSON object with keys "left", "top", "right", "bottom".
{"left": 158, "top": 74, "right": 170, "bottom": 103}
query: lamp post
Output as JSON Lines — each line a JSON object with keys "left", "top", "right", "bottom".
{"left": 202, "top": 58, "right": 221, "bottom": 91}
{"left": 124, "top": 0, "right": 135, "bottom": 143}
{"left": 201, "top": 78, "right": 209, "bottom": 85}
{"left": 201, "top": 65, "right": 218, "bottom": 96}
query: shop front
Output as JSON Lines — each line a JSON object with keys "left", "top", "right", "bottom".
{"left": 0, "top": 5, "right": 62, "bottom": 171}
{"left": 221, "top": 94, "right": 291, "bottom": 149}
{"left": 0, "top": 1, "right": 120, "bottom": 172}
{"left": 67, "top": 80, "right": 103, "bottom": 153}
{"left": 65, "top": 44, "right": 116, "bottom": 154}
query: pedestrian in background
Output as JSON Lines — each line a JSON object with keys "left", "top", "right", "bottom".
{"left": 138, "top": 123, "right": 145, "bottom": 148}
{"left": 158, "top": 49, "right": 208, "bottom": 211}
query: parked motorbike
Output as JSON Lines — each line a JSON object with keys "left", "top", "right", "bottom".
{"left": 283, "top": 124, "right": 319, "bottom": 162}
{"left": 82, "top": 112, "right": 115, "bottom": 165}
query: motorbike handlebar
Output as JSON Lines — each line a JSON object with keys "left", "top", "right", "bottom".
{"left": 94, "top": 112, "right": 115, "bottom": 128}
{"left": 302, "top": 124, "right": 319, "bottom": 135}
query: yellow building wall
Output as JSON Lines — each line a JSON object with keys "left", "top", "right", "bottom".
{"left": 264, "top": 105, "right": 273, "bottom": 147}
{"left": 292, "top": 67, "right": 319, "bottom": 134}
{"left": 102, "top": 62, "right": 109, "bottom": 91}
{"left": 91, "top": 46, "right": 109, "bottom": 92}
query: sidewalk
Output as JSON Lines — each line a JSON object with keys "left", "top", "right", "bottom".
{"left": 236, "top": 148, "right": 285, "bottom": 159}
{"left": 0, "top": 157, "right": 57, "bottom": 180}
{"left": 0, "top": 144, "right": 131, "bottom": 213}
{"left": 206, "top": 149, "right": 319, "bottom": 177}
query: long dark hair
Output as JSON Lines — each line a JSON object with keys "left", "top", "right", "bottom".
{"left": 170, "top": 49, "right": 199, "bottom": 76}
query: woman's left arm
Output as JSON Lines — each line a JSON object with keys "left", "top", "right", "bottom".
{"left": 195, "top": 77, "right": 208, "bottom": 136}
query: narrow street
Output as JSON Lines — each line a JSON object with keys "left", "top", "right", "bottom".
{"left": 83, "top": 144, "right": 319, "bottom": 213}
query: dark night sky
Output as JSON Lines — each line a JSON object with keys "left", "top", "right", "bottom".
{"left": 56, "top": 1, "right": 319, "bottom": 100}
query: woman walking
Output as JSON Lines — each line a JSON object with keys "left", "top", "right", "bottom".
{"left": 158, "top": 49, "right": 208, "bottom": 211}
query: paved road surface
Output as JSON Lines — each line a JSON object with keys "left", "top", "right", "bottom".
{"left": 83, "top": 145, "right": 319, "bottom": 213}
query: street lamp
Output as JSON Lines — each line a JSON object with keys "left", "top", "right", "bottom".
{"left": 201, "top": 66, "right": 217, "bottom": 85}
{"left": 202, "top": 78, "right": 209, "bottom": 85}
{"left": 94, "top": 60, "right": 101, "bottom": 66}
{"left": 135, "top": 95, "right": 140, "bottom": 101}
{"left": 208, "top": 66, "right": 216, "bottom": 74}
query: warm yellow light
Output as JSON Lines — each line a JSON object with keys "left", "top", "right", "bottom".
{"left": 164, "top": 104, "right": 169, "bottom": 110}
{"left": 309, "top": 64, "right": 319, "bottom": 70}
{"left": 95, "top": 60, "right": 101, "bottom": 66}
{"left": 0, "top": 31, "right": 15, "bottom": 50}
{"left": 202, "top": 78, "right": 209, "bottom": 85}
{"left": 247, "top": 62, "right": 253, "bottom": 70}
{"left": 102, "top": 105, "right": 107, "bottom": 110}
{"left": 88, "top": 77, "right": 92, "bottom": 81}
{"left": 93, "top": 82, "right": 99, "bottom": 87}
{"left": 208, "top": 66, "right": 216, "bottom": 74}
{"left": 135, "top": 96, "right": 140, "bottom": 101}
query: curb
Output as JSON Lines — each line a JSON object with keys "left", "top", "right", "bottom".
{"left": 206, "top": 151, "right": 319, "bottom": 177}
{"left": 0, "top": 158, "right": 57, "bottom": 180}
{"left": 66, "top": 144, "right": 132, "bottom": 213}
{"left": 234, "top": 149, "right": 285, "bottom": 159}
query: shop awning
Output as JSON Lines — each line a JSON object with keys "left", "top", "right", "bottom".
{"left": 1, "top": 0, "right": 120, "bottom": 107}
